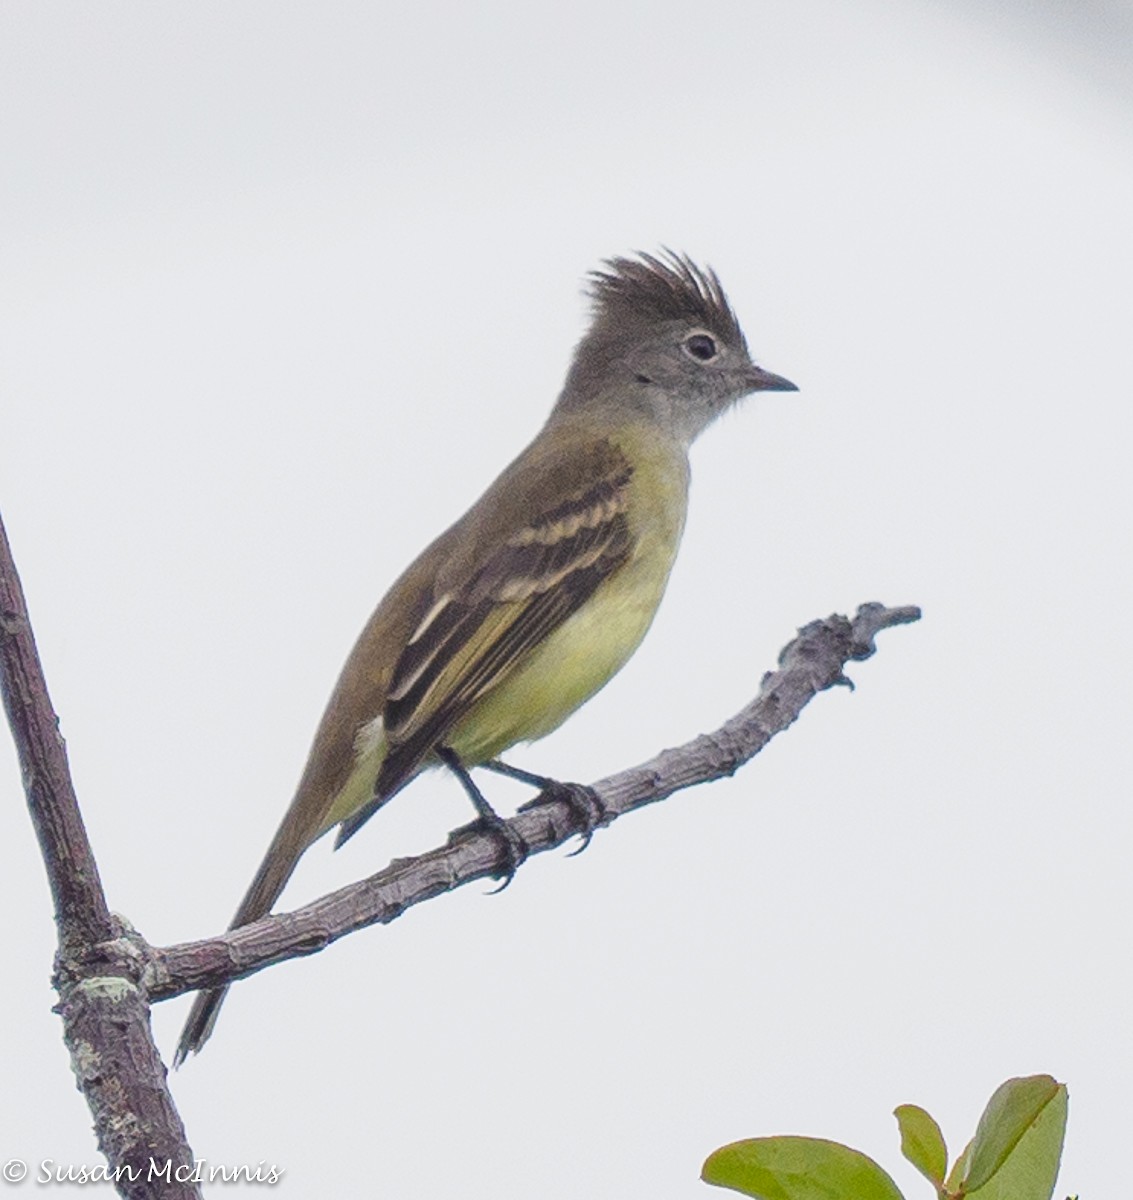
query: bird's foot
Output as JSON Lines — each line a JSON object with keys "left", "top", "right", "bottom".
{"left": 482, "top": 758, "right": 606, "bottom": 854}
{"left": 438, "top": 746, "right": 529, "bottom": 892}
{"left": 518, "top": 778, "right": 607, "bottom": 856}
{"left": 475, "top": 808, "right": 529, "bottom": 894}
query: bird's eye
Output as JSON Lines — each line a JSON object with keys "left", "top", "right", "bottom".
{"left": 683, "top": 333, "right": 719, "bottom": 363}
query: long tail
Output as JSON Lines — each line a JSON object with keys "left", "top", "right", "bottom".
{"left": 173, "top": 812, "right": 312, "bottom": 1066}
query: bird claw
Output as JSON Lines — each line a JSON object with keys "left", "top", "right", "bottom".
{"left": 520, "top": 780, "right": 606, "bottom": 855}
{"left": 476, "top": 810, "right": 529, "bottom": 893}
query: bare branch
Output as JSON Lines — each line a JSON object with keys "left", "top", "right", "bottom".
{"left": 55, "top": 925, "right": 203, "bottom": 1200}
{"left": 148, "top": 603, "right": 921, "bottom": 1002}
{"left": 0, "top": 514, "right": 201, "bottom": 1199}
{"left": 0, "top": 515, "right": 113, "bottom": 950}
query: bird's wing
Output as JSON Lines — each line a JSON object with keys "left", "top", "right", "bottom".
{"left": 334, "top": 443, "right": 634, "bottom": 844}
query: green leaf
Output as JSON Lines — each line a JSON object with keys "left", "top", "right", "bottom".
{"left": 894, "top": 1104, "right": 948, "bottom": 1186}
{"left": 944, "top": 1140, "right": 972, "bottom": 1195}
{"left": 702, "top": 1136, "right": 906, "bottom": 1200}
{"left": 962, "top": 1075, "right": 1061, "bottom": 1194}
{"left": 963, "top": 1084, "right": 1067, "bottom": 1200}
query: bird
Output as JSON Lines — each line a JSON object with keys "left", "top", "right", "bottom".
{"left": 174, "top": 250, "right": 796, "bottom": 1063}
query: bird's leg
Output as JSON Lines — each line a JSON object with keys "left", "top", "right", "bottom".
{"left": 437, "top": 745, "right": 528, "bottom": 891}
{"left": 482, "top": 759, "right": 607, "bottom": 856}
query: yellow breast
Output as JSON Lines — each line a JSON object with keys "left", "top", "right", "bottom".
{"left": 447, "top": 423, "right": 689, "bottom": 763}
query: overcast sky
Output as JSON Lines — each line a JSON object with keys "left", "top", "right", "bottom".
{"left": 3, "top": 2, "right": 1132, "bottom": 1196}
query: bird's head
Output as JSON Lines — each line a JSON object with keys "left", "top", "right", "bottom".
{"left": 555, "top": 250, "right": 796, "bottom": 443}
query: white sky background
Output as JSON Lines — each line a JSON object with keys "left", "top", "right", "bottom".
{"left": 2, "top": 2, "right": 1131, "bottom": 1196}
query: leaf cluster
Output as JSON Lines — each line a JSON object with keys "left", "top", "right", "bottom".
{"left": 702, "top": 1074, "right": 1069, "bottom": 1200}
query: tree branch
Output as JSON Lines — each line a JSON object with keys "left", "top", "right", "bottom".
{"left": 147, "top": 602, "right": 920, "bottom": 1003}
{"left": 0, "top": 517, "right": 113, "bottom": 951}
{"left": 0, "top": 513, "right": 201, "bottom": 1200}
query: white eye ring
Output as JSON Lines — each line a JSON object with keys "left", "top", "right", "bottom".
{"left": 682, "top": 331, "right": 720, "bottom": 363}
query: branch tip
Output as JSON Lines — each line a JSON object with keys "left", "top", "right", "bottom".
{"left": 848, "top": 602, "right": 922, "bottom": 660}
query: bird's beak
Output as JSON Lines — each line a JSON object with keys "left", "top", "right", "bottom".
{"left": 743, "top": 364, "right": 798, "bottom": 392}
